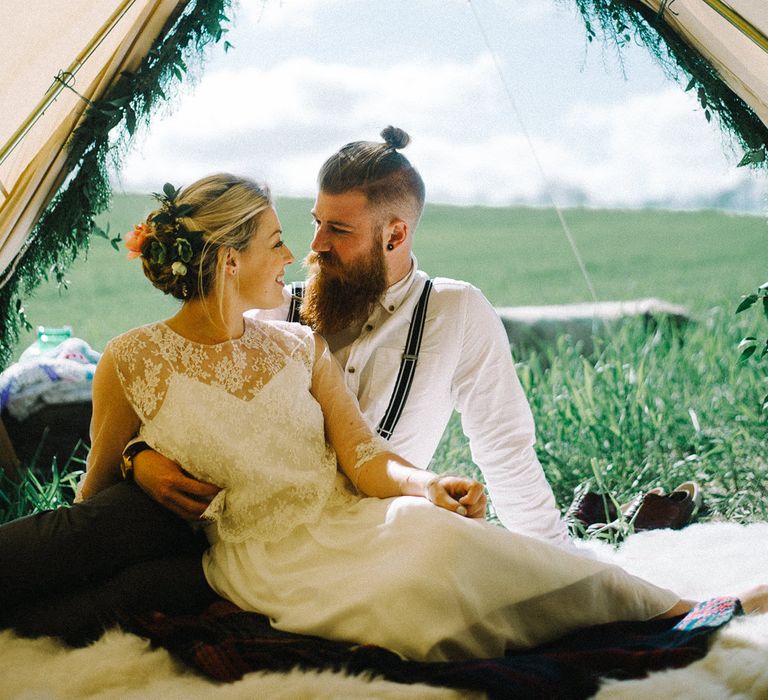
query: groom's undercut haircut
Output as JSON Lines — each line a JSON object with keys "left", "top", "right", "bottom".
{"left": 318, "top": 126, "right": 426, "bottom": 228}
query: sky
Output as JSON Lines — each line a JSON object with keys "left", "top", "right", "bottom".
{"left": 116, "top": 0, "right": 767, "bottom": 211}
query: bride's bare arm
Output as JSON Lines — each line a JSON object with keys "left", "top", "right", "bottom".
{"left": 79, "top": 346, "right": 141, "bottom": 499}
{"left": 81, "top": 342, "right": 220, "bottom": 517}
{"left": 309, "top": 333, "right": 486, "bottom": 517}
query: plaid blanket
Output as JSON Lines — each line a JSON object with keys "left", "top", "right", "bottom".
{"left": 129, "top": 596, "right": 740, "bottom": 700}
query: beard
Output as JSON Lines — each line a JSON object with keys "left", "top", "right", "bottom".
{"left": 300, "top": 233, "right": 388, "bottom": 337}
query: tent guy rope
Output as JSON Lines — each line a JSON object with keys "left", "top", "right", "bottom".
{"left": 466, "top": 0, "right": 600, "bottom": 306}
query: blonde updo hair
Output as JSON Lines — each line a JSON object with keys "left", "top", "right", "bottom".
{"left": 138, "top": 174, "right": 272, "bottom": 302}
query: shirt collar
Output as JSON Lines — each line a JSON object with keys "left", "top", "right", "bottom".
{"left": 379, "top": 254, "right": 419, "bottom": 315}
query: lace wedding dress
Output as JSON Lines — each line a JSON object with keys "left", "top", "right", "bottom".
{"left": 107, "top": 318, "right": 679, "bottom": 662}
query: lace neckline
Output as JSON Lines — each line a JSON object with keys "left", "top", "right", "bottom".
{"left": 159, "top": 319, "right": 254, "bottom": 348}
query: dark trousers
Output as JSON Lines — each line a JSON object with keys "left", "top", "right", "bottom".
{"left": 0, "top": 481, "right": 216, "bottom": 643}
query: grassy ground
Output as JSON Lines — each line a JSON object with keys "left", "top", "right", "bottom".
{"left": 4, "top": 196, "right": 766, "bottom": 533}
{"left": 430, "top": 309, "right": 767, "bottom": 534}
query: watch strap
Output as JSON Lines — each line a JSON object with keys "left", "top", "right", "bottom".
{"left": 121, "top": 440, "right": 150, "bottom": 480}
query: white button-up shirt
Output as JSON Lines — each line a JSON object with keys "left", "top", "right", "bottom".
{"left": 250, "top": 259, "right": 569, "bottom": 546}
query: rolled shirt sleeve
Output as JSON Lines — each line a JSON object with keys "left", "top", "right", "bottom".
{"left": 452, "top": 287, "right": 570, "bottom": 547}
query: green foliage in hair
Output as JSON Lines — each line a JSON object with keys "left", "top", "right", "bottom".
{"left": 149, "top": 181, "right": 205, "bottom": 265}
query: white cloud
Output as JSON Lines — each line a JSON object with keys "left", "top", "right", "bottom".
{"left": 474, "top": 0, "right": 568, "bottom": 26}
{"left": 118, "top": 54, "right": 504, "bottom": 192}
{"left": 239, "top": 0, "right": 334, "bottom": 31}
{"left": 116, "top": 55, "right": 762, "bottom": 211}
{"left": 557, "top": 88, "right": 752, "bottom": 207}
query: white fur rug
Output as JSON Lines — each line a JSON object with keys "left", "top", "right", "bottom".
{"left": 1, "top": 522, "right": 766, "bottom": 699}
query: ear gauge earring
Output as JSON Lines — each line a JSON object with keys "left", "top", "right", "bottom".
{"left": 386, "top": 243, "right": 394, "bottom": 251}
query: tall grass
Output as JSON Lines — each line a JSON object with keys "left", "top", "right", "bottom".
{"left": 4, "top": 307, "right": 766, "bottom": 531}
{"left": 0, "top": 440, "right": 86, "bottom": 524}
{"left": 0, "top": 308, "right": 768, "bottom": 522}
{"left": 431, "top": 305, "right": 768, "bottom": 529}
{"left": 10, "top": 197, "right": 768, "bottom": 358}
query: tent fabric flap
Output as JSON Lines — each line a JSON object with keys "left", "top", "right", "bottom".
{"left": 0, "top": 0, "right": 183, "bottom": 283}
{"left": 0, "top": 0, "right": 232, "bottom": 370}
{"left": 639, "top": 0, "right": 768, "bottom": 129}
{"left": 572, "top": 0, "right": 768, "bottom": 162}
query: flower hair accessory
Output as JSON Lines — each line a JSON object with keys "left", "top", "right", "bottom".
{"left": 124, "top": 182, "right": 204, "bottom": 274}
{"left": 124, "top": 223, "right": 148, "bottom": 260}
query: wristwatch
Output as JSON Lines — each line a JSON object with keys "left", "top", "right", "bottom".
{"left": 121, "top": 441, "right": 150, "bottom": 480}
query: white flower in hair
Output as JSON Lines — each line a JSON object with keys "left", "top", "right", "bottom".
{"left": 171, "top": 261, "right": 188, "bottom": 276}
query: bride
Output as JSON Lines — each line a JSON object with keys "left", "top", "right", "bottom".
{"left": 6, "top": 174, "right": 767, "bottom": 660}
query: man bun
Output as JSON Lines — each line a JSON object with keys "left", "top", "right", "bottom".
{"left": 318, "top": 128, "right": 424, "bottom": 223}
{"left": 381, "top": 126, "right": 410, "bottom": 150}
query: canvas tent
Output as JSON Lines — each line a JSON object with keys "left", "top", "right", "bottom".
{"left": 637, "top": 0, "right": 768, "bottom": 127}
{"left": 0, "top": 0, "right": 767, "bottom": 369}
{"left": 0, "top": 0, "right": 231, "bottom": 368}
{"left": 1, "top": 1, "right": 181, "bottom": 287}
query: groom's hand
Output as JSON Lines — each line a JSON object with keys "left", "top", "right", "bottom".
{"left": 427, "top": 475, "right": 487, "bottom": 519}
{"left": 133, "top": 449, "right": 221, "bottom": 520}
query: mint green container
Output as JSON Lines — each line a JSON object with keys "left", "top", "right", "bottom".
{"left": 19, "top": 326, "right": 72, "bottom": 361}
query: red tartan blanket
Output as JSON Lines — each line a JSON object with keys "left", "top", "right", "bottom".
{"left": 129, "top": 597, "right": 740, "bottom": 700}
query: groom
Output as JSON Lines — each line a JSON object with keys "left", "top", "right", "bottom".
{"left": 130, "top": 126, "right": 569, "bottom": 547}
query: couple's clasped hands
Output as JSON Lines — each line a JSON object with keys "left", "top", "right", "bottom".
{"left": 425, "top": 475, "right": 487, "bottom": 519}
{"left": 131, "top": 450, "right": 487, "bottom": 521}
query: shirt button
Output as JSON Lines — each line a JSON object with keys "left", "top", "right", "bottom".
{"left": 348, "top": 367, "right": 356, "bottom": 373}
{"left": 388, "top": 305, "right": 394, "bottom": 312}
{"left": 365, "top": 324, "right": 373, "bottom": 332}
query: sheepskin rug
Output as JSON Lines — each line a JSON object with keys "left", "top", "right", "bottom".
{"left": 1, "top": 521, "right": 766, "bottom": 700}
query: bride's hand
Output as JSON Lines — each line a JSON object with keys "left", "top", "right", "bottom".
{"left": 425, "top": 475, "right": 487, "bottom": 518}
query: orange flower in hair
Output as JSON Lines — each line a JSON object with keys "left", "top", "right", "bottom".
{"left": 125, "top": 223, "right": 149, "bottom": 260}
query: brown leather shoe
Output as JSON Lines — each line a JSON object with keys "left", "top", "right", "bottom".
{"left": 565, "top": 483, "right": 618, "bottom": 530}
{"left": 633, "top": 484, "right": 700, "bottom": 531}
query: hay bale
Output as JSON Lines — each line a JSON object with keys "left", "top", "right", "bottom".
{"left": 495, "top": 298, "right": 691, "bottom": 355}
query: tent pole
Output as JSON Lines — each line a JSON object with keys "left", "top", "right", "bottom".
{"left": 698, "top": 0, "right": 768, "bottom": 53}
{"left": 0, "top": 0, "right": 138, "bottom": 169}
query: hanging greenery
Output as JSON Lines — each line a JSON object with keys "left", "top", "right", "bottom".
{"left": 568, "top": 0, "right": 768, "bottom": 163}
{"left": 0, "top": 0, "right": 233, "bottom": 370}
{"left": 735, "top": 284, "right": 768, "bottom": 411}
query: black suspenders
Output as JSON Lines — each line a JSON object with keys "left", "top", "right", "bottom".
{"left": 287, "top": 278, "right": 433, "bottom": 440}
{"left": 375, "top": 279, "right": 432, "bottom": 439}
{"left": 288, "top": 281, "right": 305, "bottom": 323}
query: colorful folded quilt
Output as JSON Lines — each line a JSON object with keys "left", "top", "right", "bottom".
{"left": 0, "top": 338, "right": 100, "bottom": 420}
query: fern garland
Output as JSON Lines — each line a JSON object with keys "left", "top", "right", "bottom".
{"left": 569, "top": 0, "right": 768, "bottom": 164}
{"left": 0, "top": 0, "right": 233, "bottom": 370}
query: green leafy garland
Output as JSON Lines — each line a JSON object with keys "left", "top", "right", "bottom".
{"left": 736, "top": 282, "right": 768, "bottom": 411}
{"left": 568, "top": 0, "right": 768, "bottom": 163}
{"left": 0, "top": 0, "right": 233, "bottom": 370}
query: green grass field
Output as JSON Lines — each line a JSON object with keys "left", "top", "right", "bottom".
{"left": 11, "top": 195, "right": 767, "bottom": 358}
